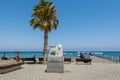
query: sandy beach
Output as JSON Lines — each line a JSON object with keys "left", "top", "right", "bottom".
{"left": 0, "top": 56, "right": 120, "bottom": 80}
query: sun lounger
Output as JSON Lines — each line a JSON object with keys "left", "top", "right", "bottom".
{"left": 0, "top": 62, "right": 24, "bottom": 74}
{"left": 76, "top": 58, "right": 92, "bottom": 64}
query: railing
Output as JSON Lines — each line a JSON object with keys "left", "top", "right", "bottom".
{"left": 94, "top": 54, "right": 120, "bottom": 63}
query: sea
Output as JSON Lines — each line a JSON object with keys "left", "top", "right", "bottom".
{"left": 0, "top": 51, "right": 77, "bottom": 58}
{"left": 0, "top": 51, "right": 120, "bottom": 58}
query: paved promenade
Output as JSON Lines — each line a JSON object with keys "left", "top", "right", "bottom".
{"left": 0, "top": 56, "right": 120, "bottom": 80}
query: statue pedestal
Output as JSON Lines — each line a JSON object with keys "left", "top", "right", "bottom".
{"left": 47, "top": 56, "right": 64, "bottom": 73}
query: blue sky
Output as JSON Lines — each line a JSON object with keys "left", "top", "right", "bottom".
{"left": 0, "top": 0, "right": 120, "bottom": 51}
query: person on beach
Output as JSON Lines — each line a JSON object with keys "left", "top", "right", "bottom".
{"left": 16, "top": 51, "right": 20, "bottom": 62}
{"left": 32, "top": 55, "right": 36, "bottom": 63}
{"left": 16, "top": 56, "right": 20, "bottom": 62}
{"left": 80, "top": 52, "right": 85, "bottom": 58}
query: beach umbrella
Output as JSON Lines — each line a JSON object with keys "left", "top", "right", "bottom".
{"left": 3, "top": 52, "right": 7, "bottom": 58}
{"left": 0, "top": 52, "right": 8, "bottom": 60}
{"left": 16, "top": 51, "right": 20, "bottom": 57}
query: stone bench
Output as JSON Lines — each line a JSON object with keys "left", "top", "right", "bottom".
{"left": 1, "top": 57, "right": 9, "bottom": 60}
{"left": 64, "top": 58, "right": 71, "bottom": 64}
{"left": 38, "top": 58, "right": 44, "bottom": 63}
{"left": 21, "top": 58, "right": 36, "bottom": 63}
{"left": 0, "top": 62, "right": 24, "bottom": 74}
{"left": 76, "top": 58, "right": 92, "bottom": 64}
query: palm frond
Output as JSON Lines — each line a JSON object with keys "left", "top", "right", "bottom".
{"left": 30, "top": 0, "right": 59, "bottom": 32}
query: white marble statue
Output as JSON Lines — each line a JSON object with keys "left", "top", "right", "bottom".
{"left": 48, "top": 44, "right": 63, "bottom": 56}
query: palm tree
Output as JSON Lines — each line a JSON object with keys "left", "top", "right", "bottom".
{"left": 30, "top": 0, "right": 59, "bottom": 64}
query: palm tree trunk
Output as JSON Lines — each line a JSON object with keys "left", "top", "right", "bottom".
{"left": 43, "top": 29, "right": 48, "bottom": 64}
